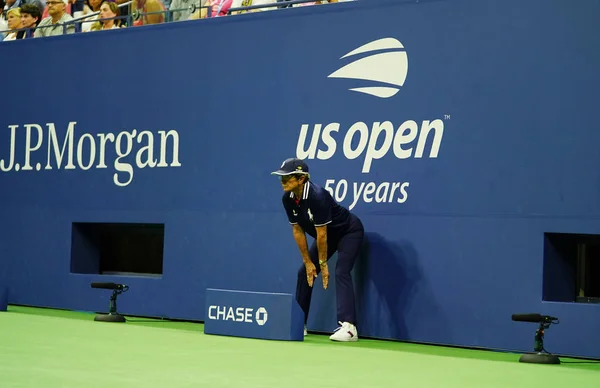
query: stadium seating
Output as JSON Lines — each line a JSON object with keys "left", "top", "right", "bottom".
{"left": 0, "top": 0, "right": 354, "bottom": 40}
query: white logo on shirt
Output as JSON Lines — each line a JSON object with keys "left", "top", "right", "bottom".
{"left": 307, "top": 208, "right": 314, "bottom": 222}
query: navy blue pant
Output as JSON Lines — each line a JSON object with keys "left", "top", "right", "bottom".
{"left": 296, "top": 219, "right": 364, "bottom": 325}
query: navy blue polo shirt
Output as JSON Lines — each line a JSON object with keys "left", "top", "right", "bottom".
{"left": 282, "top": 181, "right": 354, "bottom": 241}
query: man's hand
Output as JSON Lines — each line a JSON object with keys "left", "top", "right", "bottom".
{"left": 320, "top": 262, "right": 329, "bottom": 289}
{"left": 305, "top": 261, "right": 318, "bottom": 287}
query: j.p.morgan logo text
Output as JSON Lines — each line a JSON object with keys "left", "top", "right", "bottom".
{"left": 0, "top": 122, "right": 181, "bottom": 187}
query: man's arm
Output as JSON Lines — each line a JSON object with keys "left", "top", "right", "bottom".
{"left": 292, "top": 224, "right": 311, "bottom": 264}
{"left": 315, "top": 225, "right": 329, "bottom": 289}
{"left": 309, "top": 193, "right": 331, "bottom": 289}
{"left": 315, "top": 225, "right": 328, "bottom": 265}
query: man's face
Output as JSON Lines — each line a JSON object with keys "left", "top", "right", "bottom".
{"left": 21, "top": 13, "right": 38, "bottom": 28}
{"left": 46, "top": 0, "right": 65, "bottom": 17}
{"left": 280, "top": 174, "right": 303, "bottom": 193}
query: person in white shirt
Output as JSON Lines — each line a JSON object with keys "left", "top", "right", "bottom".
{"left": 2, "top": 7, "right": 21, "bottom": 41}
{"left": 34, "top": 0, "right": 74, "bottom": 38}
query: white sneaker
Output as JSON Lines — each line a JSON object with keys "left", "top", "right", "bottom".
{"left": 329, "top": 321, "right": 358, "bottom": 342}
{"left": 304, "top": 325, "right": 307, "bottom": 336}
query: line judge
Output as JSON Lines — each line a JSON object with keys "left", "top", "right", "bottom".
{"left": 272, "top": 158, "right": 365, "bottom": 342}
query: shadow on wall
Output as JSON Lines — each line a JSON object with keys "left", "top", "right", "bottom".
{"left": 353, "top": 232, "right": 444, "bottom": 342}
{"left": 308, "top": 231, "right": 447, "bottom": 342}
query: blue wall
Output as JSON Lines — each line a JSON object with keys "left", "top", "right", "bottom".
{"left": 1, "top": 0, "right": 600, "bottom": 359}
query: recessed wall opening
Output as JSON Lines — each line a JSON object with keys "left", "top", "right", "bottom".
{"left": 71, "top": 222, "right": 165, "bottom": 278}
{"left": 543, "top": 233, "right": 600, "bottom": 303}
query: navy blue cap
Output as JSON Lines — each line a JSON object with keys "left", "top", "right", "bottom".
{"left": 271, "top": 158, "right": 310, "bottom": 176}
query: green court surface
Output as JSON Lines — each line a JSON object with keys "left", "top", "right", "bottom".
{"left": 0, "top": 306, "right": 598, "bottom": 387}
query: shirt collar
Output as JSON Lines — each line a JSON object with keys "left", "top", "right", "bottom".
{"left": 289, "top": 181, "right": 310, "bottom": 200}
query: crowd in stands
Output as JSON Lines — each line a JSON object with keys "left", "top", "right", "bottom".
{"left": 0, "top": 0, "right": 352, "bottom": 40}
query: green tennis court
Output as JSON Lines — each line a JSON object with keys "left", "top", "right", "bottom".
{"left": 0, "top": 306, "right": 597, "bottom": 387}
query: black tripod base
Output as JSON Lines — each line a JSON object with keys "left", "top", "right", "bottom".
{"left": 519, "top": 353, "right": 561, "bottom": 364}
{"left": 94, "top": 313, "right": 126, "bottom": 323}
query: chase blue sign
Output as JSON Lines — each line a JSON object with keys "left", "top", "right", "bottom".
{"left": 204, "top": 289, "right": 305, "bottom": 341}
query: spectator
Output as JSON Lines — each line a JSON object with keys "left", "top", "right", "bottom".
{"left": 2, "top": 6, "right": 21, "bottom": 40}
{"left": 0, "top": 0, "right": 8, "bottom": 40}
{"left": 87, "top": 0, "right": 102, "bottom": 13}
{"left": 89, "top": 0, "right": 121, "bottom": 30}
{"left": 40, "top": 0, "right": 70, "bottom": 20}
{"left": 187, "top": 2, "right": 207, "bottom": 19}
{"left": 131, "top": 0, "right": 165, "bottom": 26}
{"left": 19, "top": 3, "right": 42, "bottom": 38}
{"left": 3, "top": 0, "right": 22, "bottom": 12}
{"left": 77, "top": 0, "right": 101, "bottom": 32}
{"left": 34, "top": 0, "right": 74, "bottom": 37}
{"left": 230, "top": 0, "right": 271, "bottom": 15}
{"left": 170, "top": 0, "right": 204, "bottom": 21}
{"left": 207, "top": 0, "right": 231, "bottom": 17}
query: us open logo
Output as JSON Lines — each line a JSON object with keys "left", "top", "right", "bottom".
{"left": 328, "top": 37, "right": 408, "bottom": 98}
{"left": 255, "top": 307, "right": 268, "bottom": 326}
